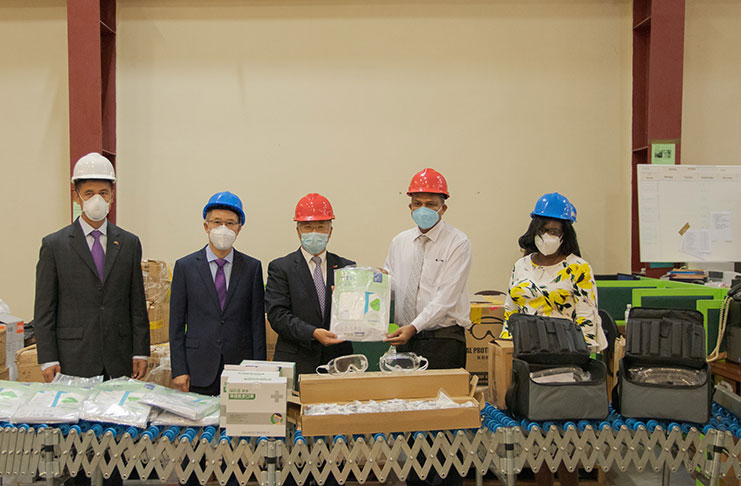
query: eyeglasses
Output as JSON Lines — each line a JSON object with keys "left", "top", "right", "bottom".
{"left": 538, "top": 228, "right": 563, "bottom": 237}
{"left": 206, "top": 220, "right": 240, "bottom": 229}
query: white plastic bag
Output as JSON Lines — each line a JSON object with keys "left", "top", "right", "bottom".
{"left": 140, "top": 384, "right": 219, "bottom": 420}
{"left": 330, "top": 267, "right": 391, "bottom": 342}
{"left": 0, "top": 381, "right": 42, "bottom": 421}
{"left": 150, "top": 408, "right": 219, "bottom": 427}
{"left": 11, "top": 384, "right": 92, "bottom": 424}
{"left": 80, "top": 378, "right": 152, "bottom": 428}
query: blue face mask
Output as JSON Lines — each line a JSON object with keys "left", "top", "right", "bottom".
{"left": 412, "top": 207, "right": 440, "bottom": 230}
{"left": 301, "top": 232, "right": 329, "bottom": 255}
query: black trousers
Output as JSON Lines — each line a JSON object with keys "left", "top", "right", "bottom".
{"left": 398, "top": 327, "right": 466, "bottom": 486}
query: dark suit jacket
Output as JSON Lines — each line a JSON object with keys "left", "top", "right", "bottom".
{"left": 33, "top": 219, "right": 150, "bottom": 378}
{"left": 265, "top": 248, "right": 355, "bottom": 377}
{"left": 169, "top": 246, "right": 266, "bottom": 387}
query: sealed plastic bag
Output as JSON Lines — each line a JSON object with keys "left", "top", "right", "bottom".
{"left": 150, "top": 408, "right": 219, "bottom": 427}
{"left": 530, "top": 366, "right": 592, "bottom": 384}
{"left": 330, "top": 267, "right": 390, "bottom": 342}
{"left": 80, "top": 378, "right": 152, "bottom": 428}
{"left": 140, "top": 384, "right": 219, "bottom": 420}
{"left": 11, "top": 384, "right": 92, "bottom": 424}
{"left": 52, "top": 374, "right": 104, "bottom": 386}
{"left": 627, "top": 366, "right": 705, "bottom": 386}
{"left": 0, "top": 381, "right": 42, "bottom": 421}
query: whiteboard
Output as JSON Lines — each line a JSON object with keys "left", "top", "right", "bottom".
{"left": 638, "top": 165, "right": 741, "bottom": 262}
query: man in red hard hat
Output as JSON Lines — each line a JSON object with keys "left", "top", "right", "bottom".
{"left": 265, "top": 193, "right": 355, "bottom": 383}
{"left": 384, "top": 168, "right": 472, "bottom": 369}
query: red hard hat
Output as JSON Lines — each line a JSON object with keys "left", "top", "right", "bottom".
{"left": 294, "top": 193, "right": 336, "bottom": 221}
{"left": 407, "top": 168, "right": 449, "bottom": 198}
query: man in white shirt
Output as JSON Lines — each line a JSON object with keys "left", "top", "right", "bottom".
{"left": 384, "top": 168, "right": 472, "bottom": 370}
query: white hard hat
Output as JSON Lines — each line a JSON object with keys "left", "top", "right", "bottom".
{"left": 71, "top": 153, "right": 117, "bottom": 183}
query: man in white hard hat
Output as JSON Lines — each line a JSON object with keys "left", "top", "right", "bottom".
{"left": 33, "top": 153, "right": 150, "bottom": 383}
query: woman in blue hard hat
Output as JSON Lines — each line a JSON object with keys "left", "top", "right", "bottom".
{"left": 500, "top": 192, "right": 606, "bottom": 351}
{"left": 501, "top": 193, "right": 606, "bottom": 486}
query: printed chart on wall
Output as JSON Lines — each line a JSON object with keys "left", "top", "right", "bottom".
{"left": 638, "top": 165, "right": 740, "bottom": 262}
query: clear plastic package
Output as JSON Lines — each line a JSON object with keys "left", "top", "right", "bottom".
{"left": 0, "top": 381, "right": 42, "bottom": 421}
{"left": 145, "top": 355, "right": 175, "bottom": 389}
{"left": 11, "top": 384, "right": 92, "bottom": 424}
{"left": 150, "top": 408, "right": 220, "bottom": 427}
{"left": 52, "top": 374, "right": 104, "bottom": 386}
{"left": 627, "top": 366, "right": 706, "bottom": 386}
{"left": 80, "top": 378, "right": 152, "bottom": 428}
{"left": 140, "top": 384, "right": 219, "bottom": 420}
{"left": 330, "top": 267, "right": 391, "bottom": 342}
{"left": 142, "top": 260, "right": 172, "bottom": 305}
{"left": 530, "top": 366, "right": 592, "bottom": 384}
{"left": 303, "top": 388, "right": 474, "bottom": 416}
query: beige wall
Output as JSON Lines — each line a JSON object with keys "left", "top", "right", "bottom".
{"left": 683, "top": 0, "right": 741, "bottom": 166}
{"left": 0, "top": 1, "right": 69, "bottom": 321}
{"left": 117, "top": 0, "right": 633, "bottom": 296}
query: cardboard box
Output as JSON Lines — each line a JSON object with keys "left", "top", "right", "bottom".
{"left": 606, "top": 336, "right": 626, "bottom": 395}
{"left": 240, "top": 359, "right": 295, "bottom": 390}
{"left": 223, "top": 375, "right": 287, "bottom": 437}
{"left": 0, "top": 315, "right": 25, "bottom": 381}
{"left": 266, "top": 316, "right": 278, "bottom": 361}
{"left": 142, "top": 260, "right": 172, "bottom": 345}
{"left": 220, "top": 366, "right": 282, "bottom": 427}
{"left": 15, "top": 345, "right": 44, "bottom": 383}
{"left": 466, "top": 295, "right": 505, "bottom": 387}
{"left": 0, "top": 325, "right": 6, "bottom": 367}
{"left": 298, "top": 369, "right": 482, "bottom": 436}
{"left": 0, "top": 366, "right": 8, "bottom": 380}
{"left": 487, "top": 339, "right": 514, "bottom": 409}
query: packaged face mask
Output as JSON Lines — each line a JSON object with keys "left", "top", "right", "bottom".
{"left": 12, "top": 384, "right": 92, "bottom": 424}
{"left": 316, "top": 354, "right": 369, "bottom": 375}
{"left": 150, "top": 408, "right": 220, "bottom": 427}
{"left": 330, "top": 267, "right": 391, "bottom": 342}
{"left": 0, "top": 381, "right": 42, "bottom": 421}
{"left": 140, "top": 384, "right": 219, "bottom": 420}
{"left": 379, "top": 351, "right": 429, "bottom": 373}
{"left": 79, "top": 378, "right": 152, "bottom": 428}
{"left": 52, "top": 374, "right": 104, "bottom": 386}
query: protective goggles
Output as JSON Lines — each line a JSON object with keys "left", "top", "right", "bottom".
{"left": 379, "top": 352, "right": 429, "bottom": 373}
{"left": 468, "top": 315, "right": 505, "bottom": 341}
{"left": 316, "top": 354, "right": 369, "bottom": 375}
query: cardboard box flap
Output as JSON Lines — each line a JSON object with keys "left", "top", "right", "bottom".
{"left": 299, "top": 369, "right": 470, "bottom": 404}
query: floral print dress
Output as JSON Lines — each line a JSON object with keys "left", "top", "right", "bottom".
{"left": 500, "top": 253, "right": 607, "bottom": 351}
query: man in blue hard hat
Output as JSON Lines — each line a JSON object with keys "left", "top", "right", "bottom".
{"left": 169, "top": 191, "right": 266, "bottom": 396}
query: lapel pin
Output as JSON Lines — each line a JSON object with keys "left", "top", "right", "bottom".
{"left": 113, "top": 241, "right": 120, "bottom": 246}
{"left": 332, "top": 264, "right": 338, "bottom": 268}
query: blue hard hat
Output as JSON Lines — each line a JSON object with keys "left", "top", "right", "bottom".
{"left": 530, "top": 192, "right": 577, "bottom": 222}
{"left": 203, "top": 191, "right": 245, "bottom": 225}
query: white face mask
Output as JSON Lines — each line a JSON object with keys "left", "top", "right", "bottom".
{"left": 535, "top": 234, "right": 562, "bottom": 256}
{"left": 209, "top": 225, "right": 237, "bottom": 251}
{"left": 82, "top": 194, "right": 110, "bottom": 222}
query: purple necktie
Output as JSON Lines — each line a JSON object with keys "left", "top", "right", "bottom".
{"left": 312, "top": 256, "right": 326, "bottom": 316}
{"left": 214, "top": 258, "right": 227, "bottom": 310}
{"left": 90, "top": 230, "right": 105, "bottom": 282}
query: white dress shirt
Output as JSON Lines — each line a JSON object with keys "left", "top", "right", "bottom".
{"left": 206, "top": 245, "right": 234, "bottom": 289}
{"left": 42, "top": 218, "right": 145, "bottom": 372}
{"left": 300, "top": 246, "right": 328, "bottom": 285}
{"left": 384, "top": 220, "right": 472, "bottom": 332}
{"left": 79, "top": 217, "right": 108, "bottom": 254}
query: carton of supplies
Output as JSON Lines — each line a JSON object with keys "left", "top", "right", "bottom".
{"left": 220, "top": 365, "right": 287, "bottom": 437}
{"left": 330, "top": 267, "right": 390, "bottom": 342}
{"left": 15, "top": 345, "right": 43, "bottom": 383}
{"left": 142, "top": 260, "right": 172, "bottom": 345}
{"left": 0, "top": 314, "right": 25, "bottom": 380}
{"left": 466, "top": 292, "right": 505, "bottom": 387}
{"left": 487, "top": 339, "right": 514, "bottom": 409}
{"left": 298, "top": 369, "right": 482, "bottom": 436}
{"left": 240, "top": 359, "right": 296, "bottom": 390}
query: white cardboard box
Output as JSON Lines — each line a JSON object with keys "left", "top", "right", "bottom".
{"left": 220, "top": 367, "right": 281, "bottom": 428}
{"left": 0, "top": 315, "right": 25, "bottom": 381}
{"left": 240, "top": 359, "right": 296, "bottom": 390}
{"left": 222, "top": 374, "right": 287, "bottom": 437}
